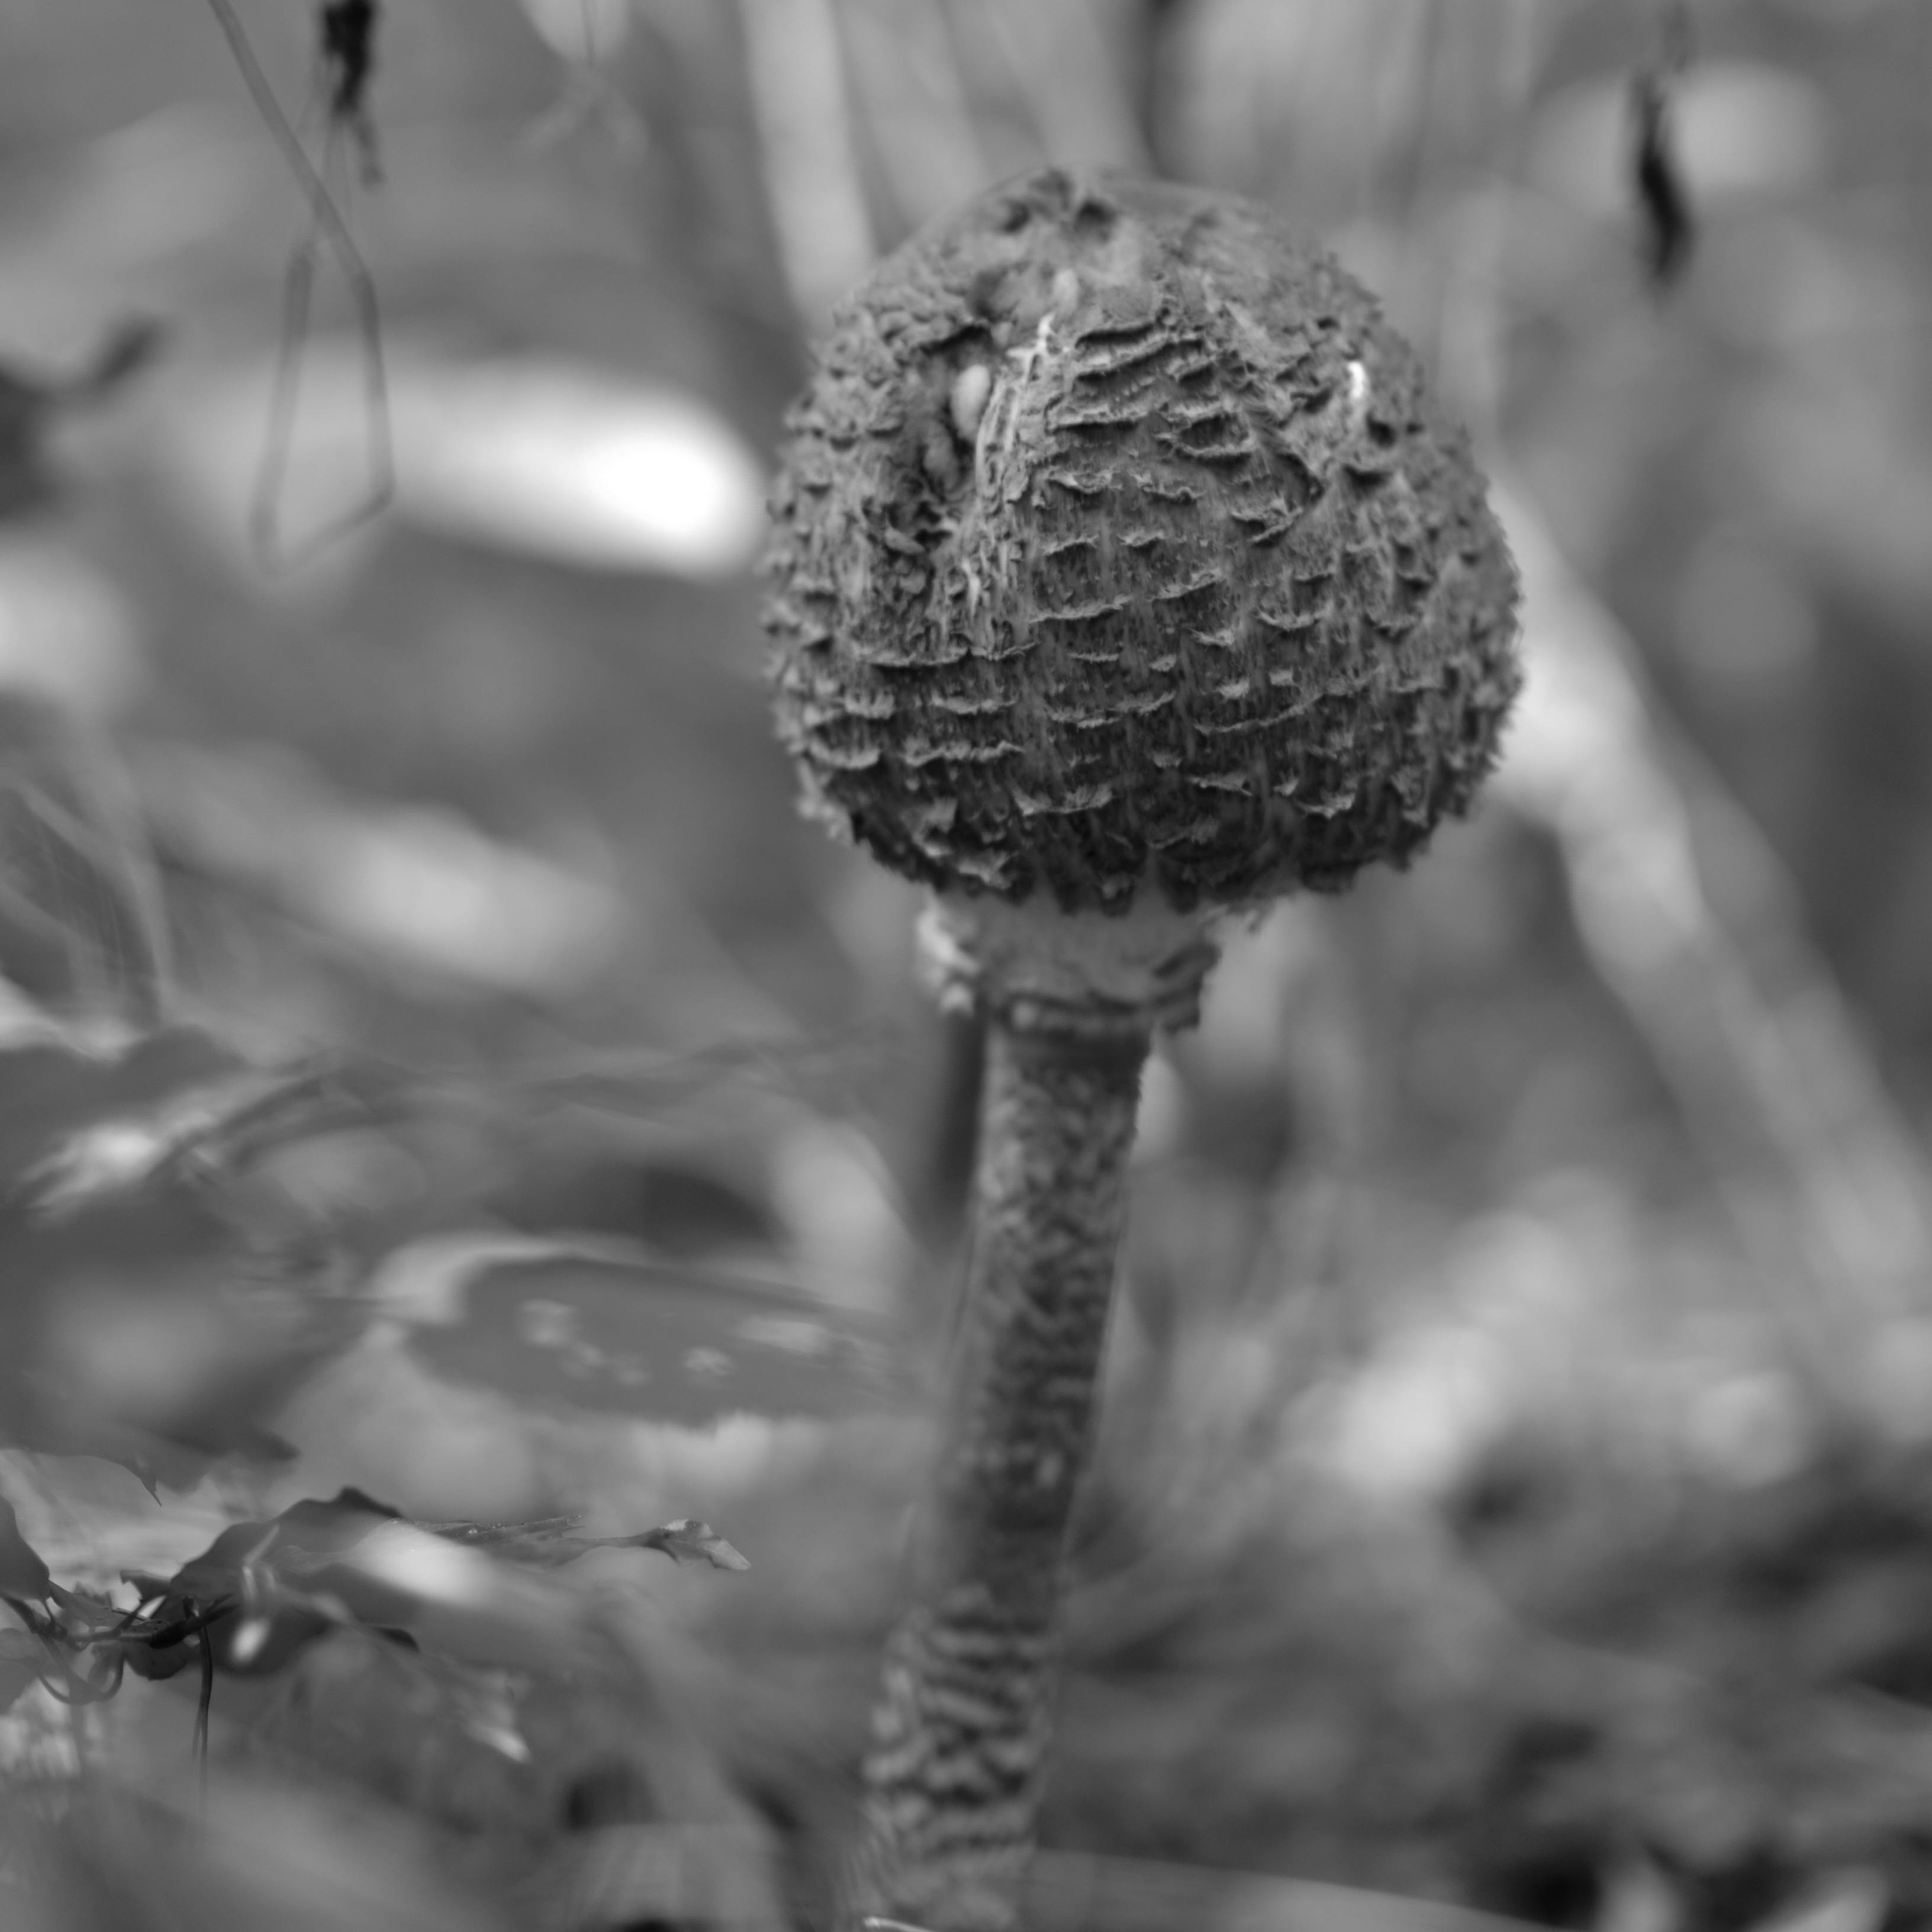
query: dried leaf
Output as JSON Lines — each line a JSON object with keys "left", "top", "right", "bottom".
{"left": 411, "top": 1510, "right": 752, "bottom": 1574}
{"left": 608, "top": 1518, "right": 751, "bottom": 1573}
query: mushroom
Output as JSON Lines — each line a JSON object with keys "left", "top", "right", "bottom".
{"left": 763, "top": 168, "right": 1521, "bottom": 1932}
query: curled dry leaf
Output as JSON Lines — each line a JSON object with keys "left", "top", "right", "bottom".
{"left": 615, "top": 1518, "right": 751, "bottom": 1573}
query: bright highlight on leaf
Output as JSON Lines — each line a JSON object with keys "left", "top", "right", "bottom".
{"left": 172, "top": 347, "right": 769, "bottom": 579}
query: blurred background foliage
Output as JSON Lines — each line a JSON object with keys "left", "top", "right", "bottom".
{"left": 7, "top": 0, "right": 1932, "bottom": 1928}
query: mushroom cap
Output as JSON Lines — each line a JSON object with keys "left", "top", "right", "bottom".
{"left": 764, "top": 169, "right": 1520, "bottom": 916}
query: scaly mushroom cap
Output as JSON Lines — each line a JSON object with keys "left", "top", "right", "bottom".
{"left": 764, "top": 169, "right": 1520, "bottom": 916}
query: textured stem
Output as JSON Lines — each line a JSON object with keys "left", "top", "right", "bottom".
{"left": 846, "top": 1018, "right": 1147, "bottom": 1932}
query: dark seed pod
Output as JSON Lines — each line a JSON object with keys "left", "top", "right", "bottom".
{"left": 764, "top": 168, "right": 1520, "bottom": 917}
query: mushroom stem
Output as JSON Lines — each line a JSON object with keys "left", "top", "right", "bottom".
{"left": 848, "top": 1015, "right": 1147, "bottom": 1932}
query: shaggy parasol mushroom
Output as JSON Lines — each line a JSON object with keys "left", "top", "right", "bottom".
{"left": 763, "top": 168, "right": 1520, "bottom": 1931}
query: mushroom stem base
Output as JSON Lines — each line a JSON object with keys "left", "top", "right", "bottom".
{"left": 845, "top": 1017, "right": 1146, "bottom": 1932}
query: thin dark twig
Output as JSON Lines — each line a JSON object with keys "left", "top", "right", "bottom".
{"left": 1631, "top": 0, "right": 1695, "bottom": 286}
{"left": 321, "top": 0, "right": 382, "bottom": 185}
{"left": 200, "top": 0, "right": 393, "bottom": 564}
{"left": 199, "top": 1, "right": 371, "bottom": 353}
